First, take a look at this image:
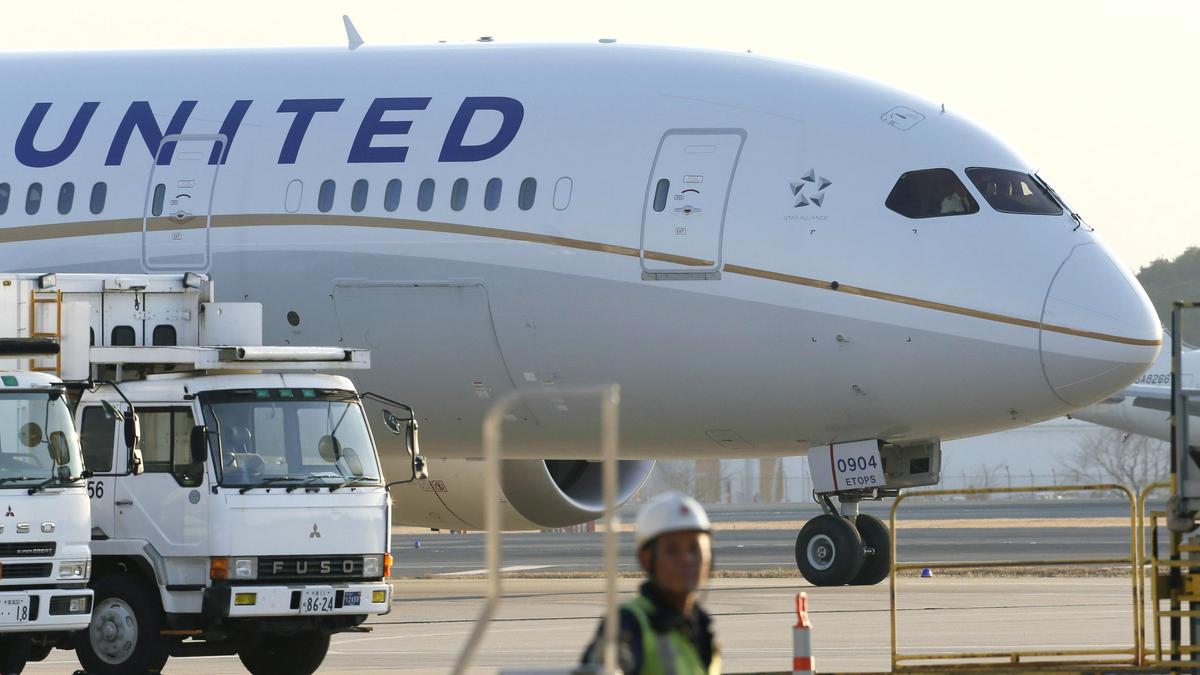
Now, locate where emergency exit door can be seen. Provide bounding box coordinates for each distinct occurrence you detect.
[640,129,745,280]
[142,133,225,272]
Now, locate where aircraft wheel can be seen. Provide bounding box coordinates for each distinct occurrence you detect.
[795,514,864,586]
[850,513,892,585]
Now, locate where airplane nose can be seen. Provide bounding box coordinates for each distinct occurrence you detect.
[1040,242,1162,407]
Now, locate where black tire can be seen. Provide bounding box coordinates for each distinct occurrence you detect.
[850,513,892,586]
[26,639,52,662]
[795,514,865,586]
[238,632,331,675]
[75,574,170,675]
[0,635,30,675]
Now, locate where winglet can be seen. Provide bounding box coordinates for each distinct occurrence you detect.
[343,15,364,50]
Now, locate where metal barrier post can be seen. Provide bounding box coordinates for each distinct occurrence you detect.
[451,385,621,675]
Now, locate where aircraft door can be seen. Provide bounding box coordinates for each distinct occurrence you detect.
[640,129,745,280]
[142,133,225,272]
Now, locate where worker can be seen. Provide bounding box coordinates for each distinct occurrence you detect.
[581,491,721,674]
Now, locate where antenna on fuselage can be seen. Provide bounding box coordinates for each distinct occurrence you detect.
[343,15,365,50]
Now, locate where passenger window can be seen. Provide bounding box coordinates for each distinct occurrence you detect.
[518,177,537,211]
[57,182,74,215]
[151,183,165,217]
[965,167,1063,215]
[451,178,468,211]
[652,178,670,212]
[139,407,201,486]
[318,179,336,213]
[26,183,42,216]
[484,178,502,211]
[79,406,116,473]
[384,179,402,212]
[418,179,435,212]
[0,183,8,215]
[885,169,979,219]
[351,179,369,213]
[89,182,106,215]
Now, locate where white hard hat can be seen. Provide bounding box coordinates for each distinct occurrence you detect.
[634,491,712,550]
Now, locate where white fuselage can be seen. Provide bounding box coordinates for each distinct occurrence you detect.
[1072,343,1200,444]
[0,43,1161,473]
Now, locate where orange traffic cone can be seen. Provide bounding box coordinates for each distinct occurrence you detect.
[793,592,814,675]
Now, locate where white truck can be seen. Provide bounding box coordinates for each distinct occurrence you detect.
[0,273,426,675]
[0,340,93,674]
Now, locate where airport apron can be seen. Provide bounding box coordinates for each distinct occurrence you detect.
[623,596,720,675]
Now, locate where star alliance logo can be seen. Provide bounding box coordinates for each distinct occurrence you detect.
[790,169,832,208]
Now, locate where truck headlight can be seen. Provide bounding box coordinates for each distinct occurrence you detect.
[232,557,257,580]
[363,555,383,578]
[59,560,90,580]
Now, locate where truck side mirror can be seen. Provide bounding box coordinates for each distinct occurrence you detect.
[190,426,209,464]
[125,412,143,476]
[381,409,404,435]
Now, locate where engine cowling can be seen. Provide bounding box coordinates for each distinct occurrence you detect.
[391,458,655,530]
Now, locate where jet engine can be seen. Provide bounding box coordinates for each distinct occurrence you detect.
[390,458,655,530]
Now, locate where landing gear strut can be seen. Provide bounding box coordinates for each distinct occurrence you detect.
[795,492,892,586]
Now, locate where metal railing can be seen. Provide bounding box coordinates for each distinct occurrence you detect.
[889,483,1140,671]
[451,385,622,675]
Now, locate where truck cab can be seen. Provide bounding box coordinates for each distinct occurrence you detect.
[0,370,93,672]
[77,372,396,674]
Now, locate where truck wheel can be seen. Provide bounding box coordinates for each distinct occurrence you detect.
[28,639,53,662]
[75,574,170,675]
[0,635,30,675]
[238,632,331,675]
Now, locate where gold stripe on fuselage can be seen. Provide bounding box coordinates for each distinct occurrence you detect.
[0,214,1162,348]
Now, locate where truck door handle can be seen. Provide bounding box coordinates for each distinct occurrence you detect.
[115,499,133,506]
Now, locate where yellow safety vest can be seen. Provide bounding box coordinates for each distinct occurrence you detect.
[623,595,721,675]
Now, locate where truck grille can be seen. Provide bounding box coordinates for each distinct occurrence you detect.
[257,556,365,582]
[0,563,53,579]
[0,542,56,557]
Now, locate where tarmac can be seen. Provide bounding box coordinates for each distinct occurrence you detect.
[26,577,1142,673]
[24,500,1151,673]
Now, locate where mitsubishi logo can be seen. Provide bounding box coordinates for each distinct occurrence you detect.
[790,169,833,208]
[4,506,12,517]
[309,523,321,539]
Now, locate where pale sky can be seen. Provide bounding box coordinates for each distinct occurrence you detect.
[3,0,1197,272]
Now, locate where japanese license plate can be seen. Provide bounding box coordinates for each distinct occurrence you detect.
[299,588,336,614]
[0,596,31,625]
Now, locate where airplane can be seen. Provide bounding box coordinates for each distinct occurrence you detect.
[1070,333,1200,444]
[0,38,1162,585]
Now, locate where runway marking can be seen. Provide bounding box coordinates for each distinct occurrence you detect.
[435,564,557,576]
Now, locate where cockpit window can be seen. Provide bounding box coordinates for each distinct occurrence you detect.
[885,169,979,219]
[965,168,1062,216]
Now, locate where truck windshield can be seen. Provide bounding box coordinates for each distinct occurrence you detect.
[0,391,84,487]
[199,388,383,489]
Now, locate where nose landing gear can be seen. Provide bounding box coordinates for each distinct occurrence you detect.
[798,438,941,586]
[795,493,892,586]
